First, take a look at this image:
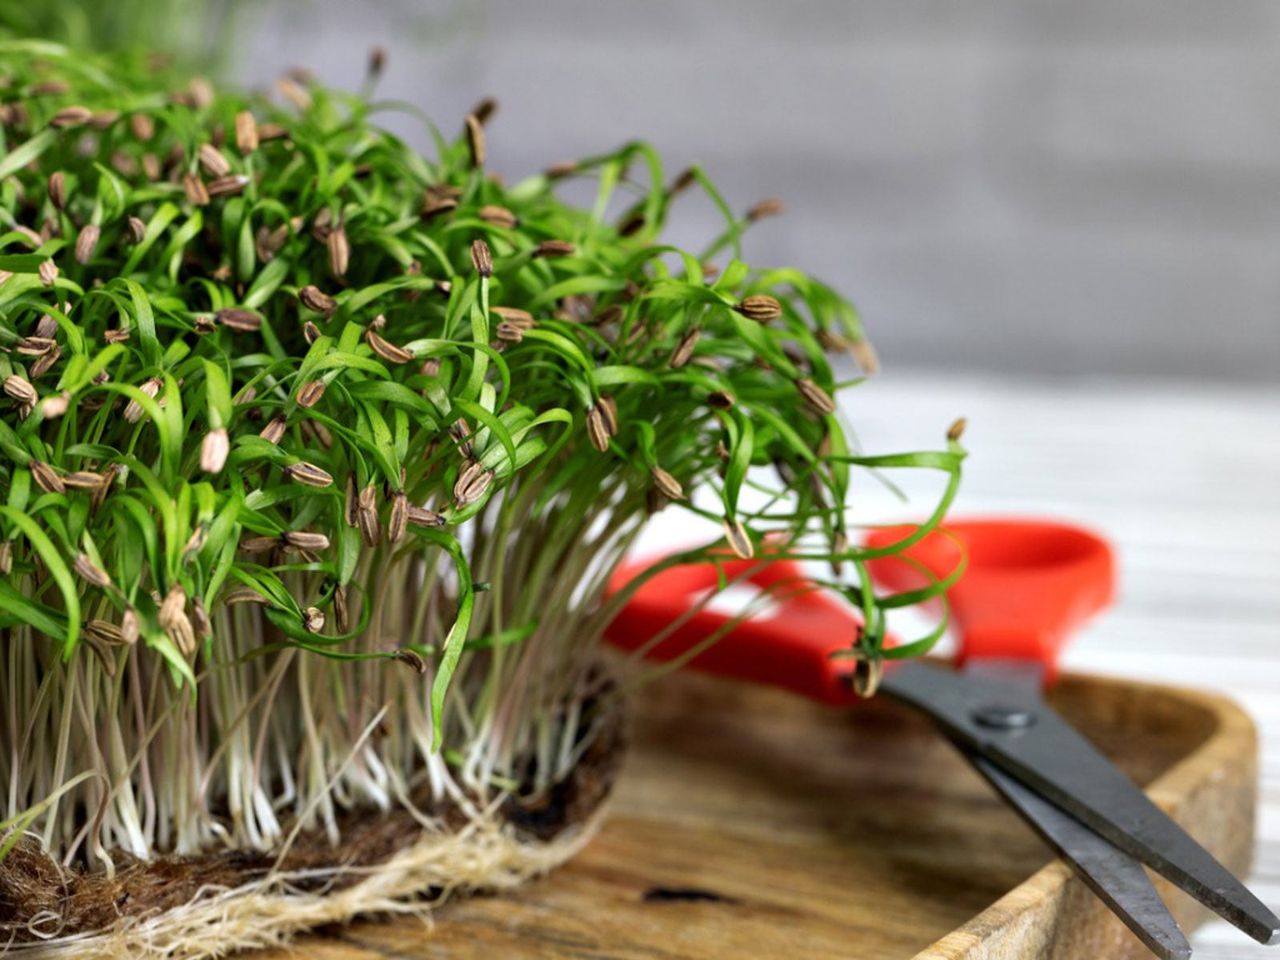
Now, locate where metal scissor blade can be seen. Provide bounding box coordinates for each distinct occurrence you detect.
[881,662,1280,946]
[971,754,1191,960]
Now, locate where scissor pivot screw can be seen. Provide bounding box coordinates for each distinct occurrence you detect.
[972,705,1037,730]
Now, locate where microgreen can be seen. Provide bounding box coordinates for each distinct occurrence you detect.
[0,40,963,868]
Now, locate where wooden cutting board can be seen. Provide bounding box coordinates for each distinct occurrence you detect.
[260,668,1258,960]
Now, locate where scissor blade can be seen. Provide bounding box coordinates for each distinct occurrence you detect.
[881,662,1280,946]
[971,754,1191,960]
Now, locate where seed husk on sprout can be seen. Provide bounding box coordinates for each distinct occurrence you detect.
[74,224,100,263]
[357,482,380,546]
[585,405,610,453]
[668,329,700,368]
[422,196,458,220]
[73,553,112,589]
[851,338,880,376]
[388,491,408,544]
[650,466,684,500]
[257,120,287,141]
[63,470,106,490]
[494,321,523,344]
[201,428,230,473]
[119,606,141,645]
[535,239,574,258]
[90,465,119,512]
[464,113,486,167]
[453,461,493,507]
[257,222,288,261]
[478,205,518,228]
[216,307,262,331]
[313,209,335,242]
[368,46,388,81]
[224,587,269,606]
[746,198,784,221]
[40,392,70,418]
[4,375,36,405]
[206,175,248,197]
[235,110,258,153]
[367,327,414,363]
[130,112,154,140]
[598,396,618,436]
[198,143,231,177]
[344,474,359,527]
[30,460,64,494]
[394,648,428,673]
[30,346,62,378]
[470,238,493,277]
[734,295,783,323]
[277,76,311,111]
[797,377,837,416]
[257,415,286,444]
[283,530,331,551]
[159,583,196,657]
[407,505,447,528]
[851,651,884,698]
[18,336,56,356]
[491,305,534,327]
[34,314,59,338]
[48,171,66,209]
[327,226,350,278]
[333,585,350,631]
[240,536,278,554]
[50,105,92,127]
[182,172,210,205]
[723,516,754,559]
[297,379,326,408]
[544,159,578,178]
[298,284,337,314]
[84,619,126,647]
[285,461,334,488]
[670,167,698,194]
[192,599,213,640]
[123,377,161,422]
[471,97,498,125]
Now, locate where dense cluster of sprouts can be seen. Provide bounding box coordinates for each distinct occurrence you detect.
[0,39,963,874]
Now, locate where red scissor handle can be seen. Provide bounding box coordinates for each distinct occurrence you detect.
[863,519,1115,684]
[606,519,1116,701]
[605,555,860,706]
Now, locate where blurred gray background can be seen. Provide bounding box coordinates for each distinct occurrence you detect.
[236,0,1280,381]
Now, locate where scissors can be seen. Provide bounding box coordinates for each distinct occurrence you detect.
[605,518,1279,960]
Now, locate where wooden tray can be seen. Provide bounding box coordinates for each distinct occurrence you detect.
[262,668,1259,960]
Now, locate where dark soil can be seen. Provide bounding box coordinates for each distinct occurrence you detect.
[0,692,625,943]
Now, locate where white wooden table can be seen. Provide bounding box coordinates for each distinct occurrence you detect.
[638,370,1280,958]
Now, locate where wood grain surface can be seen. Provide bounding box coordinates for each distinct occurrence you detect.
[256,666,1257,960]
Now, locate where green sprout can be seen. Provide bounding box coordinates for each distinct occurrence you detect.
[0,38,964,872]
